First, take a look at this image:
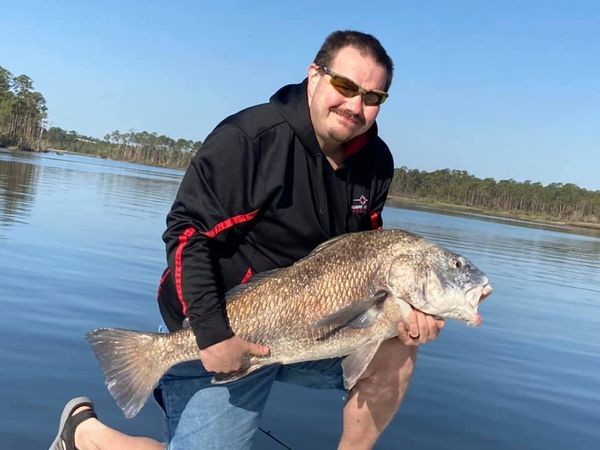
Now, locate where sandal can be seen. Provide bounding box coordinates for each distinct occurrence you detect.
[48,396,98,450]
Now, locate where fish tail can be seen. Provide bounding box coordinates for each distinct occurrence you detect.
[86,328,170,418]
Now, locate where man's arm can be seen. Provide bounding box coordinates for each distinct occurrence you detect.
[163,124,270,370]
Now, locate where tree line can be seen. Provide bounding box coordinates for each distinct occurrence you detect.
[390,167,600,224]
[46,127,198,169]
[0,66,47,150]
[0,65,197,168]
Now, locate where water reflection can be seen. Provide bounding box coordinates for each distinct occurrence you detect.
[0,151,39,232]
[0,148,182,236]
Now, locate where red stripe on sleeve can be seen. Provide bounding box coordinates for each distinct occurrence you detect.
[157,267,171,297]
[173,210,259,316]
[200,209,260,239]
[175,227,196,315]
[370,211,381,230]
[240,267,254,284]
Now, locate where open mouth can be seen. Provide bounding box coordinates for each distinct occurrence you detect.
[468,313,483,327]
[464,283,493,326]
[466,283,493,304]
[479,283,493,303]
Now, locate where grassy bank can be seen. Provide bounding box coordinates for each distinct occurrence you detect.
[387,195,600,232]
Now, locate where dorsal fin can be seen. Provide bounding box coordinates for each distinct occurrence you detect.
[309,233,352,256]
[225,267,285,301]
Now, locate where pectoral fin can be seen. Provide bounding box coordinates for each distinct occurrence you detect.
[313,291,388,329]
[342,339,383,390]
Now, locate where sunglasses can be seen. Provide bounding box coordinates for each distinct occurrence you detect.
[317,66,388,106]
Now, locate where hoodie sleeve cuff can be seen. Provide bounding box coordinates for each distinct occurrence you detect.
[189,312,235,350]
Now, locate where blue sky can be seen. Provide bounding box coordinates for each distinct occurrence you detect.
[2,0,599,191]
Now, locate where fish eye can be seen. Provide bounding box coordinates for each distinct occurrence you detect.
[450,258,462,269]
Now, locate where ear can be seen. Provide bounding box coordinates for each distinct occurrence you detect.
[306,63,321,100]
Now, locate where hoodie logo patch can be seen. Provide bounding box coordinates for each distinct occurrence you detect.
[351,195,369,215]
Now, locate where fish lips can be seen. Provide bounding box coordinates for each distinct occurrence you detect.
[464,283,493,326]
[480,283,493,302]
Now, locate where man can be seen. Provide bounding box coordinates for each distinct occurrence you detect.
[49,30,443,450]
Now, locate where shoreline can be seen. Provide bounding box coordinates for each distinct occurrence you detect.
[2,146,598,233]
[1,146,186,170]
[387,196,600,233]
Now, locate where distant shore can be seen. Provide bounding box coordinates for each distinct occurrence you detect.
[387,196,600,233]
[2,146,598,234]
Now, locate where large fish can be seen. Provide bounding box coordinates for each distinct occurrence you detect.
[87,229,492,418]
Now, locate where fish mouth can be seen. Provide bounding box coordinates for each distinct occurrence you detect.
[464,283,493,326]
[467,313,483,327]
[466,282,493,304]
[479,283,493,303]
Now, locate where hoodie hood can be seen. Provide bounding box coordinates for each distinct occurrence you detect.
[269,79,322,156]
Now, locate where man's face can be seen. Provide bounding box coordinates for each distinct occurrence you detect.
[307,46,388,149]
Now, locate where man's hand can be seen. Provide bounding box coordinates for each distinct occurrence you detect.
[199,336,270,373]
[397,309,444,346]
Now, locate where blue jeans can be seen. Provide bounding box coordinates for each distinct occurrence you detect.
[154,358,345,449]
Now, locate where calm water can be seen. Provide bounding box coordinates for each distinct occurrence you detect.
[1,149,599,449]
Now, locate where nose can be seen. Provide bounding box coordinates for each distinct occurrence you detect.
[345,94,364,115]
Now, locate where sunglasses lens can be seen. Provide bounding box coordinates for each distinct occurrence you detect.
[363,92,381,106]
[330,76,359,98]
[363,92,385,106]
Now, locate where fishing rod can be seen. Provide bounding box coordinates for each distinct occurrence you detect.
[259,426,293,449]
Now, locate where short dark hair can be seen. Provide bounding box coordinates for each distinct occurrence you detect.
[313,30,394,91]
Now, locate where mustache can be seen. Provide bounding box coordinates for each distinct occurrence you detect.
[331,107,366,126]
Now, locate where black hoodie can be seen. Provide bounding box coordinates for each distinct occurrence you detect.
[158,80,394,350]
